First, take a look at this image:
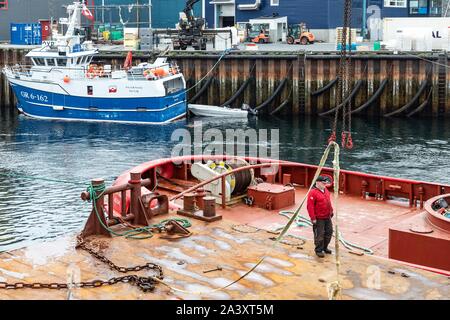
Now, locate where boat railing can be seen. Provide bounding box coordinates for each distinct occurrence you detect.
[129,63,181,81]
[7,63,181,81]
[147,157,450,210]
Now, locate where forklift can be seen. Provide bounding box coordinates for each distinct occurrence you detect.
[245,23,270,43]
[173,0,207,50]
[287,23,315,45]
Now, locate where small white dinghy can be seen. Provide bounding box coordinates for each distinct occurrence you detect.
[188,104,250,118]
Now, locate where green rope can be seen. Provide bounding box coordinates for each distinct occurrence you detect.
[86,182,191,240]
[0,172,88,186]
[278,211,374,255]
[158,218,192,229]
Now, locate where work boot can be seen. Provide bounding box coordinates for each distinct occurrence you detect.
[324,248,332,254]
[316,251,325,258]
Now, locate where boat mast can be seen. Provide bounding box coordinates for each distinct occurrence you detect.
[65,1,83,38]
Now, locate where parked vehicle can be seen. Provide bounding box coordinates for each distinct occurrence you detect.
[287,23,315,45]
[246,23,270,43]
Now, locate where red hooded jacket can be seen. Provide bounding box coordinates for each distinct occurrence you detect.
[307,187,333,221]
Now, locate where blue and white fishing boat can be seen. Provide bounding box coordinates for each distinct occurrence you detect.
[2,2,186,124]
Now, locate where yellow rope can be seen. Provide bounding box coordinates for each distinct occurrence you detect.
[329,142,342,300]
[151,142,342,297]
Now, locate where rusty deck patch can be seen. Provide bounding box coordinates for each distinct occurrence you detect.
[0,215,448,300]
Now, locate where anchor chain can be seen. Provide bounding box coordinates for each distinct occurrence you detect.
[0,236,164,293]
[0,275,158,292]
[75,235,164,277]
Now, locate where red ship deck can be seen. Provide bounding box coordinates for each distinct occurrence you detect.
[1,156,449,300]
[204,188,419,257]
[0,211,449,300]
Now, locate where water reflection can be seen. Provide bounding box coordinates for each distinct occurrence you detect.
[0,109,449,251]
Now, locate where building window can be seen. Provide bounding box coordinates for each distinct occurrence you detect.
[0,0,8,10]
[409,0,429,14]
[429,0,442,16]
[271,0,280,6]
[384,0,407,7]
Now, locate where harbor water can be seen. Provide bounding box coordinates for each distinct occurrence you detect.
[0,107,449,252]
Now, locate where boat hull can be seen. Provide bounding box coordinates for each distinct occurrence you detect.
[9,82,187,124]
[188,104,249,118]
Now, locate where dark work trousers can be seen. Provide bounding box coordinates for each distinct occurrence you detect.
[313,218,333,253]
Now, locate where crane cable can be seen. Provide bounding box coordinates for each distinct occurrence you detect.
[329,0,354,150]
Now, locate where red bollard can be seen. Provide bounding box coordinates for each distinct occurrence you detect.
[81,178,111,238]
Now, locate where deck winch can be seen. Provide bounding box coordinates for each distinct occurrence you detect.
[190,159,254,204]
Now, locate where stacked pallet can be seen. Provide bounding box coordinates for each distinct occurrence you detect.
[124,28,140,50]
[335,27,357,49]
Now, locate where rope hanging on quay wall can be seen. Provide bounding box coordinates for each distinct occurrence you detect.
[219,62,256,108]
[188,76,215,104]
[253,62,294,113]
[311,77,339,97]
[383,65,431,117]
[184,48,230,94]
[319,78,364,117]
[350,78,388,115]
[383,78,429,117]
[348,62,392,115]
[270,82,293,116]
[407,88,433,117]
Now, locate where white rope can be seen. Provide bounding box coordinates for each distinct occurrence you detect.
[184,49,230,94]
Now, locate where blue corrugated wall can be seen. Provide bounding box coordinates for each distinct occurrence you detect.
[152,0,202,28]
[235,0,330,28]
[96,0,201,28]
[205,0,409,29]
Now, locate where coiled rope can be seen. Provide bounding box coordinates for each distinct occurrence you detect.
[278,211,374,255]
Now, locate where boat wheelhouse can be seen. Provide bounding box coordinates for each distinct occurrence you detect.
[2,2,187,124]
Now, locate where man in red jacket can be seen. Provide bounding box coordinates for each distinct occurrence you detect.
[307,175,334,258]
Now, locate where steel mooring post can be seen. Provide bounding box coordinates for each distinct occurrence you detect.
[129,172,148,226]
[81,178,111,238]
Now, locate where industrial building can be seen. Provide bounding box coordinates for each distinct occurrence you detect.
[0,0,200,41]
[0,0,448,41]
[204,0,449,41]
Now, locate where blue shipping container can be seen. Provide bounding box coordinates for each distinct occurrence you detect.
[10,23,42,45]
